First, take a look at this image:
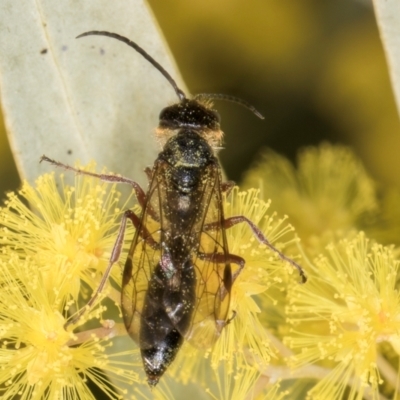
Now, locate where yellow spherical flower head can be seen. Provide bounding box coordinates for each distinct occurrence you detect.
[242,144,377,252]
[285,232,400,399]
[0,252,140,400]
[0,167,305,396]
[0,164,135,303]
[364,186,400,248]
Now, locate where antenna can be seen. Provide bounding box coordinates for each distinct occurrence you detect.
[194,93,265,119]
[77,31,264,119]
[76,30,186,102]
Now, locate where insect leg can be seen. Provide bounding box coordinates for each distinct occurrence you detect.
[221,181,235,196]
[65,209,158,328]
[40,155,161,222]
[197,251,245,283]
[197,251,244,301]
[41,155,148,204]
[205,216,307,283]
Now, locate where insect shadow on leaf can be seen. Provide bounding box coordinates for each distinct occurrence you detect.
[41,30,307,387]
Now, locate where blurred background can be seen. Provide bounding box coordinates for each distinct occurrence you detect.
[1,0,400,203]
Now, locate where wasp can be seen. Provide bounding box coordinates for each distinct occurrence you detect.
[42,30,306,386]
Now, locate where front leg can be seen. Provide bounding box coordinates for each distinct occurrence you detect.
[40,155,161,222]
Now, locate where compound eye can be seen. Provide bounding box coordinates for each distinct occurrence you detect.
[159,106,171,121]
[159,105,182,129]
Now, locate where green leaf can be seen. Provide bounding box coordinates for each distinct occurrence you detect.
[0,0,186,186]
[373,0,400,124]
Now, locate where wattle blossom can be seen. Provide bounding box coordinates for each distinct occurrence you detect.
[0,167,302,399]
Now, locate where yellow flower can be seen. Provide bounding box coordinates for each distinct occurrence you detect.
[0,252,139,400]
[0,166,305,398]
[0,167,144,399]
[242,144,377,252]
[285,232,400,399]
[206,355,263,400]
[364,186,400,248]
[0,166,135,301]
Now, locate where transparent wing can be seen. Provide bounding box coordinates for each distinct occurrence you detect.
[183,163,233,348]
[121,161,163,346]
